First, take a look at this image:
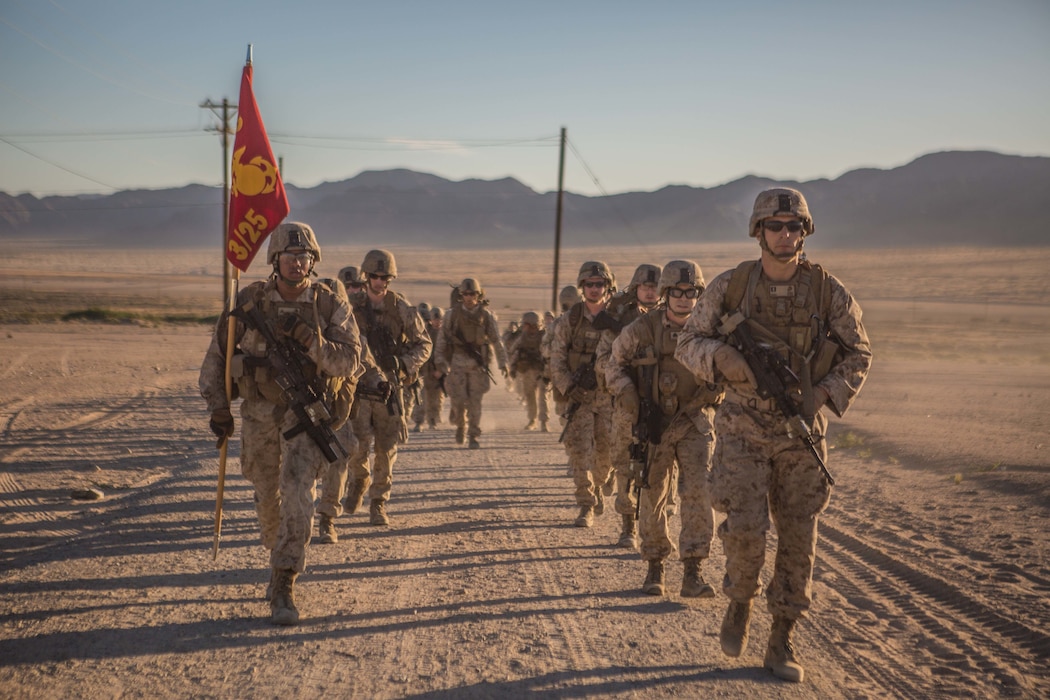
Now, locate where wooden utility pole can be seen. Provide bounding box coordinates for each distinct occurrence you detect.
[200,97,235,301]
[551,126,566,311]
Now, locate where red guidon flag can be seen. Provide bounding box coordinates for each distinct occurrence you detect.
[226,62,289,272]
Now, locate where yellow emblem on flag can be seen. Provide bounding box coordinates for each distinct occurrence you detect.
[231,144,280,198]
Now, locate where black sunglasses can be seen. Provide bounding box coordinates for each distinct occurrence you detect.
[763,220,804,234]
[667,287,700,299]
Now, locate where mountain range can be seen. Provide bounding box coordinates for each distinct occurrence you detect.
[1,150,1047,248]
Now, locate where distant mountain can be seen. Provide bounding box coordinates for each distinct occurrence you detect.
[2,151,1047,248]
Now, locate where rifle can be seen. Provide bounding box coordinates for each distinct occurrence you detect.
[718,311,835,485]
[629,351,662,518]
[454,327,496,385]
[558,358,598,443]
[233,301,349,463]
[361,302,409,441]
[590,309,623,333]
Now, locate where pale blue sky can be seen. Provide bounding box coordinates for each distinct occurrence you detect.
[1,0,1047,197]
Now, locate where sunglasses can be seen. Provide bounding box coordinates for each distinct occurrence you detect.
[763,220,804,234]
[368,273,393,281]
[279,251,315,265]
[581,281,607,290]
[667,287,700,299]
[460,290,478,297]
[347,282,364,289]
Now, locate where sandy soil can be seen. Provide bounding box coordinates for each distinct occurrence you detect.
[0,246,1048,699]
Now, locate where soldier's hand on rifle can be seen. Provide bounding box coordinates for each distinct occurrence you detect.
[280,314,316,349]
[209,407,234,448]
[569,385,594,404]
[618,385,640,419]
[713,343,757,387]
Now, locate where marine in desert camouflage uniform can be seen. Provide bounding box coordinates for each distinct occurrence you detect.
[550,261,617,528]
[199,222,362,626]
[508,311,551,431]
[434,278,508,449]
[675,188,872,683]
[594,263,662,548]
[341,249,431,527]
[412,305,446,431]
[608,260,723,597]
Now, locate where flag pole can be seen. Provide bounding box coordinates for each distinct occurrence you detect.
[213,44,253,559]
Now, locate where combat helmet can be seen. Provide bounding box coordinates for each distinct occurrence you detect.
[417,301,432,321]
[628,264,661,289]
[459,278,483,297]
[521,311,541,328]
[429,306,444,321]
[267,222,321,265]
[749,187,814,237]
[361,249,398,278]
[576,261,616,290]
[338,265,363,287]
[658,260,705,295]
[559,285,582,311]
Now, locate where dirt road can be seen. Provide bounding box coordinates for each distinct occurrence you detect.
[0,323,1048,699]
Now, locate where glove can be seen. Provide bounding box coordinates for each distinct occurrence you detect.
[501,366,510,379]
[713,344,757,387]
[618,385,640,419]
[209,407,234,447]
[569,386,594,404]
[280,314,316,349]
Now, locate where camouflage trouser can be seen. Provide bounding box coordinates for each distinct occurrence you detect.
[561,394,614,507]
[411,371,445,426]
[346,397,403,504]
[240,399,328,574]
[317,419,359,519]
[610,397,636,515]
[519,367,550,424]
[637,412,714,562]
[712,400,831,620]
[447,364,490,439]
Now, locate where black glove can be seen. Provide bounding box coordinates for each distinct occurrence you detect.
[210,407,234,447]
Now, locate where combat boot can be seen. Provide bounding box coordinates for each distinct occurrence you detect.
[455,426,465,444]
[593,494,605,516]
[539,421,549,433]
[765,616,804,682]
[412,422,422,433]
[317,514,338,544]
[370,500,390,526]
[642,559,665,596]
[469,437,480,449]
[270,568,299,626]
[343,478,370,515]
[428,420,437,429]
[720,599,752,657]
[525,420,537,430]
[617,513,638,549]
[574,505,594,528]
[680,557,715,598]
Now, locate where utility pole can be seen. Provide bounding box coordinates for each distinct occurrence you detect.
[551,126,566,311]
[200,97,236,300]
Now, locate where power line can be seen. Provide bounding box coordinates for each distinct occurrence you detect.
[566,137,652,253]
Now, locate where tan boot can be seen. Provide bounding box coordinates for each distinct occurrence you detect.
[270,568,299,626]
[642,559,665,596]
[617,513,638,549]
[765,616,804,682]
[574,505,594,528]
[317,514,338,544]
[680,557,715,598]
[593,494,605,516]
[343,478,370,515]
[370,500,390,526]
[720,599,752,657]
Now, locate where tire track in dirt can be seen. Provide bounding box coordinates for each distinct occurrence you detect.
[814,514,1042,697]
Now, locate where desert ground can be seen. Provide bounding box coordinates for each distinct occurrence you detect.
[0,244,1047,699]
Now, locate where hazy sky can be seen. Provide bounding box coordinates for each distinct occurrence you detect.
[1,0,1048,198]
